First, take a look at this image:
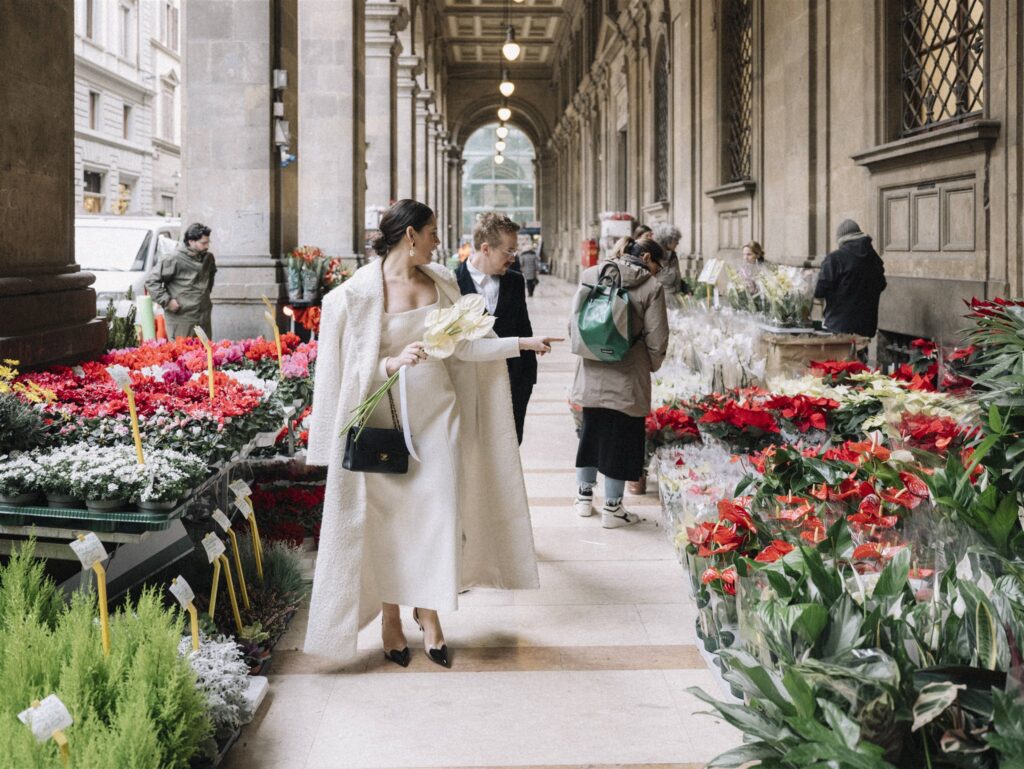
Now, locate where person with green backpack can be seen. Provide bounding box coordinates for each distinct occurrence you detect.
[569,237,669,528]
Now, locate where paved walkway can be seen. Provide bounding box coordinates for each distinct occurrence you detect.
[225,276,739,769]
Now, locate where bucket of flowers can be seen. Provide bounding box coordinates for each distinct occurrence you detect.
[286,245,324,302]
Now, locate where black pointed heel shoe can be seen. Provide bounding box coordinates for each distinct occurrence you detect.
[382,613,410,668]
[384,646,411,668]
[413,609,452,668]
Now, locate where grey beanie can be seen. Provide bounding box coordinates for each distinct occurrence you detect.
[836,219,861,241]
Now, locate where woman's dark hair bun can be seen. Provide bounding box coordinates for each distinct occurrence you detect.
[371,230,389,257]
[374,199,435,258]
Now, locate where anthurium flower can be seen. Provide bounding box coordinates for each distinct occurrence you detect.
[852,542,906,561]
[898,470,930,499]
[755,539,795,563]
[879,486,922,510]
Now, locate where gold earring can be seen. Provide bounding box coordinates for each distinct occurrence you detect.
[409,242,416,258]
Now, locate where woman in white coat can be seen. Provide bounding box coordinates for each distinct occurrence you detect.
[305,200,556,668]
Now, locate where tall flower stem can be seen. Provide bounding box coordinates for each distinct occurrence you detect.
[342,372,400,441]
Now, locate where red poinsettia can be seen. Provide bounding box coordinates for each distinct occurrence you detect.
[697,399,780,451]
[809,359,871,384]
[755,539,795,563]
[764,394,840,433]
[645,406,701,447]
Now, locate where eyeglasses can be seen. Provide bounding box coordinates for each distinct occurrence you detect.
[502,248,520,260]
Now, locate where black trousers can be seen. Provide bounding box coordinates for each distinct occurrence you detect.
[526,278,538,296]
[511,381,533,445]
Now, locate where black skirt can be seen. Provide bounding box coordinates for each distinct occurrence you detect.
[575,407,646,481]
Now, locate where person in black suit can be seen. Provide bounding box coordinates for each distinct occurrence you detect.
[455,213,540,444]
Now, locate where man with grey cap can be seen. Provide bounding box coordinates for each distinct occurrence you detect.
[814,219,887,342]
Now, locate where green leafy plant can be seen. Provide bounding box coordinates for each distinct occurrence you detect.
[0,394,47,453]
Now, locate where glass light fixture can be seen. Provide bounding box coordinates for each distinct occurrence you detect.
[495,140,507,152]
[502,26,521,61]
[494,154,505,165]
[496,124,510,139]
[499,69,515,97]
[497,105,512,122]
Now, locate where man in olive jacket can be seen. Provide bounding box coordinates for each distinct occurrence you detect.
[145,223,217,339]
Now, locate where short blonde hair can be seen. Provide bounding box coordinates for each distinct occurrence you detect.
[473,212,520,251]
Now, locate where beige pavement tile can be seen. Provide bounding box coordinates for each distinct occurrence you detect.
[303,670,695,769]
[224,674,335,767]
[514,560,689,606]
[661,669,744,762]
[636,603,699,647]
[531,523,673,563]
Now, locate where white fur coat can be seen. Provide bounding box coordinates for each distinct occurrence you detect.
[303,259,539,663]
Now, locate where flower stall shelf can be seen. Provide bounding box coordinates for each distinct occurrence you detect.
[757,326,865,381]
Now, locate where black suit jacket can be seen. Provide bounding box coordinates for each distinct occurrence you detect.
[454,262,538,389]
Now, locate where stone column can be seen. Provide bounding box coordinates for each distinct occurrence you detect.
[298,0,366,260]
[364,1,407,211]
[184,0,280,340]
[447,149,462,251]
[0,0,106,366]
[426,113,439,210]
[414,90,433,203]
[395,55,422,200]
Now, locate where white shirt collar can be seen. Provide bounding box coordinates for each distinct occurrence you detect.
[466,257,490,286]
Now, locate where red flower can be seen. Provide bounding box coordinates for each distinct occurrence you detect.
[879,486,923,510]
[718,498,755,531]
[755,539,795,563]
[701,566,738,595]
[800,516,827,544]
[845,440,891,463]
[765,394,840,433]
[852,542,906,561]
[898,470,929,499]
[910,338,938,358]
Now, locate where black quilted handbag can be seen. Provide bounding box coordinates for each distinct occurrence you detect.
[342,389,409,474]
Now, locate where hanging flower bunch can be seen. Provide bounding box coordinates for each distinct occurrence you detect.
[322,257,351,294]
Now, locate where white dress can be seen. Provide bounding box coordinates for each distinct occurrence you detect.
[361,291,463,611]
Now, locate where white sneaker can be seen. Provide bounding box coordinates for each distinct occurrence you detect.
[573,491,595,517]
[601,502,642,529]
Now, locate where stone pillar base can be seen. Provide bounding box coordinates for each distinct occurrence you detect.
[0,273,107,368]
[210,258,284,341]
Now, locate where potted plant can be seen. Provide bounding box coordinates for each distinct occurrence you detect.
[35,444,91,508]
[69,446,141,511]
[0,453,41,506]
[134,447,208,512]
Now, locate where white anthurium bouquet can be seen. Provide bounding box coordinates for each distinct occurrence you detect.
[343,293,497,439]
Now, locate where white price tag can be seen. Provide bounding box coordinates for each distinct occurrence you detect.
[212,509,232,532]
[168,576,195,608]
[201,532,226,563]
[228,479,253,498]
[233,495,253,520]
[105,365,131,388]
[69,533,107,570]
[18,695,73,743]
[194,326,210,346]
[696,258,724,285]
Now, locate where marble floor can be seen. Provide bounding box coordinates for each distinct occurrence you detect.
[224,275,741,769]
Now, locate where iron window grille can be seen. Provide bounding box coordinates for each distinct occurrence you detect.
[900,0,985,136]
[722,0,753,183]
[654,41,670,201]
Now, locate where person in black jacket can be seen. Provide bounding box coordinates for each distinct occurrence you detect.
[455,213,539,444]
[815,219,887,341]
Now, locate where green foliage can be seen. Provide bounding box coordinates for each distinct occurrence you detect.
[0,542,210,768]
[102,290,138,352]
[0,394,47,453]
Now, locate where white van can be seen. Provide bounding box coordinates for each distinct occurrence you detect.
[76,215,181,314]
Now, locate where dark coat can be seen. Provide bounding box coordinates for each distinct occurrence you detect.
[814,237,887,337]
[454,262,538,389]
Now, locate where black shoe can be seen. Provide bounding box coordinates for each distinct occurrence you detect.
[384,647,411,667]
[413,608,452,668]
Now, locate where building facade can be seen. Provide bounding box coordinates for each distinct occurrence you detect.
[542,0,1023,346]
[73,0,182,217]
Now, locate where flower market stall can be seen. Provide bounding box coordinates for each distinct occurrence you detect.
[648,297,1024,767]
[0,331,321,767]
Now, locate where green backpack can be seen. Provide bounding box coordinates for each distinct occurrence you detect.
[571,262,633,362]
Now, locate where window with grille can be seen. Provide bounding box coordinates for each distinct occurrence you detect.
[900,0,984,135]
[654,40,670,202]
[721,0,753,183]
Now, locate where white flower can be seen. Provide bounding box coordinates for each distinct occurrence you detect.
[423,328,456,359]
[424,305,460,332]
